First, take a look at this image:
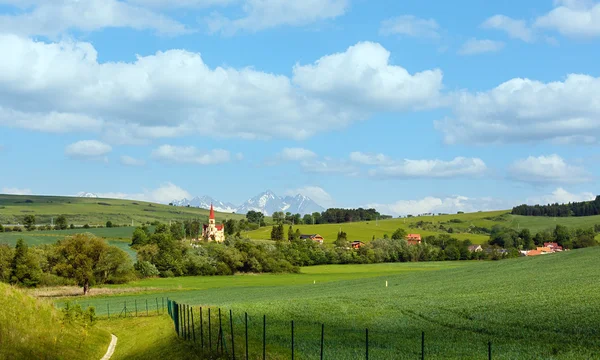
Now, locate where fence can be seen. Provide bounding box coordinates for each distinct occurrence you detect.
[59,297,167,319]
[166,300,495,360]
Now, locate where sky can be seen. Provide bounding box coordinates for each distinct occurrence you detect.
[0,0,599,216]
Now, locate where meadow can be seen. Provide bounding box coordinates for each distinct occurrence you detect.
[61,248,600,359]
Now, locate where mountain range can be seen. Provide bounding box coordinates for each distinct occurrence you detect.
[171,190,325,216]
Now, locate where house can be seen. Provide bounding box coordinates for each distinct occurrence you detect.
[299,234,324,244]
[351,241,364,249]
[201,204,225,242]
[467,245,483,252]
[537,246,553,254]
[406,234,422,245]
[544,242,563,252]
[526,249,542,256]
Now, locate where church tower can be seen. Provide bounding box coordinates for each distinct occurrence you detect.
[209,203,215,225]
[201,203,225,242]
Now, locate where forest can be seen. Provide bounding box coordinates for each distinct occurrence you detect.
[511,196,600,217]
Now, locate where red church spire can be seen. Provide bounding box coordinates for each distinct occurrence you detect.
[209,203,215,220]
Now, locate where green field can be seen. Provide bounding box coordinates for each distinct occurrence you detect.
[59,248,600,359]
[0,194,244,225]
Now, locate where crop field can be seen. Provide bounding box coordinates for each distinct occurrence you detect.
[60,248,600,359]
[0,194,244,225]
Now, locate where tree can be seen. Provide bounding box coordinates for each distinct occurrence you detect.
[292,213,302,225]
[0,224,3,232]
[519,229,534,250]
[270,224,284,241]
[55,215,68,230]
[553,224,572,248]
[0,244,13,282]
[246,211,265,226]
[106,220,113,228]
[69,224,75,229]
[303,214,313,225]
[131,227,149,247]
[169,222,185,240]
[23,215,36,231]
[224,219,237,236]
[287,226,294,241]
[10,239,41,287]
[391,228,407,240]
[272,212,285,224]
[53,234,126,294]
[334,231,348,248]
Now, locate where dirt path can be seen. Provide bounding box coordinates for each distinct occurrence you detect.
[100,334,118,360]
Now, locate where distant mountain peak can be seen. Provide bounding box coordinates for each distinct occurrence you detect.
[171,190,324,215]
[77,192,98,198]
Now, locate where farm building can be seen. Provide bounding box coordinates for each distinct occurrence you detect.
[201,204,225,242]
[468,245,483,252]
[299,234,324,244]
[544,242,563,252]
[406,234,422,245]
[351,241,364,249]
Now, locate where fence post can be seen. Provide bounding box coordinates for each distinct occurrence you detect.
[230,309,235,360]
[146,299,149,317]
[291,320,294,360]
[219,308,224,354]
[188,306,192,341]
[200,307,204,349]
[263,315,266,360]
[156,298,159,316]
[192,307,196,343]
[421,331,425,360]
[488,341,492,360]
[107,303,110,319]
[162,297,165,314]
[209,308,212,350]
[124,301,127,318]
[365,328,368,360]
[320,324,324,360]
[175,302,179,337]
[135,299,138,317]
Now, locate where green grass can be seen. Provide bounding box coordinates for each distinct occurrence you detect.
[57,248,600,359]
[0,194,244,225]
[0,282,110,360]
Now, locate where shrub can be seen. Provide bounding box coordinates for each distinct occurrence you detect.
[134,261,160,278]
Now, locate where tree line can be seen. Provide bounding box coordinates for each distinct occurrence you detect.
[511,196,600,217]
[487,224,598,251]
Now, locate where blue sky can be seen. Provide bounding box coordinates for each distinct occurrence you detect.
[0,0,599,215]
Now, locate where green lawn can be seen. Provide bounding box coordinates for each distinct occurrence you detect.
[57,248,600,359]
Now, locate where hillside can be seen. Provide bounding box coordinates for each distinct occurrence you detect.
[0,194,245,225]
[246,210,600,244]
[0,282,110,359]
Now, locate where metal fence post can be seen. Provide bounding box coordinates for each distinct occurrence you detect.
[135,299,138,317]
[263,315,266,360]
[192,307,196,342]
[200,307,204,349]
[421,331,425,360]
[146,299,149,316]
[230,309,235,360]
[219,308,223,354]
[107,303,110,319]
[209,308,212,350]
[488,341,492,360]
[320,324,324,360]
[291,320,294,360]
[365,328,369,360]
[245,312,248,360]
[156,298,159,315]
[162,297,165,314]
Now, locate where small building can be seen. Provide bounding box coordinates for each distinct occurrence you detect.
[351,241,364,249]
[526,249,542,256]
[406,234,422,245]
[544,242,563,252]
[299,234,324,244]
[201,204,225,242]
[467,245,483,252]
[537,246,553,254]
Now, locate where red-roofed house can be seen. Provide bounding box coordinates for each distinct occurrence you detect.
[544,242,563,252]
[406,234,422,245]
[202,204,225,242]
[299,234,324,244]
[351,241,364,249]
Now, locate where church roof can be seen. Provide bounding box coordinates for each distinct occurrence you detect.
[209,203,215,220]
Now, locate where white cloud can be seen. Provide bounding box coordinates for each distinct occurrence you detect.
[300,158,358,176]
[65,140,112,160]
[285,186,335,208]
[368,157,487,178]
[379,15,440,39]
[207,0,348,35]
[481,15,534,42]
[509,154,591,184]
[152,145,231,165]
[1,187,33,195]
[120,155,146,167]
[292,42,444,112]
[278,147,317,161]
[436,74,600,144]
[95,182,191,204]
[458,38,505,55]
[0,36,441,142]
[126,0,234,8]
[0,0,189,37]
[534,1,600,37]
[349,152,390,165]
[525,187,595,205]
[368,195,509,217]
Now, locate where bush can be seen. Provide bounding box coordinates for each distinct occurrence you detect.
[83,224,90,229]
[134,261,160,278]
[106,221,113,228]
[0,224,3,232]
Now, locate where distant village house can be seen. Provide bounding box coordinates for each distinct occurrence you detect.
[406,234,422,245]
[351,241,364,249]
[468,245,483,252]
[299,234,324,244]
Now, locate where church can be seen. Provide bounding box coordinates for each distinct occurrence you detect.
[202,204,225,242]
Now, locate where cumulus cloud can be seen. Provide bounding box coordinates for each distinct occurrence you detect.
[436,74,600,144]
[509,154,591,184]
[0,36,442,142]
[368,195,509,217]
[525,187,595,205]
[1,187,33,195]
[379,15,440,39]
[300,158,359,176]
[65,140,112,160]
[152,145,231,165]
[206,0,348,35]
[0,0,189,37]
[293,42,444,112]
[278,148,317,161]
[481,15,534,42]
[349,152,390,165]
[127,0,234,8]
[285,186,335,208]
[94,182,191,203]
[458,38,505,55]
[534,0,600,37]
[120,155,146,167]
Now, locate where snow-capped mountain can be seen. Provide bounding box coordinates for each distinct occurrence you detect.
[171,190,324,216]
[77,192,98,198]
[172,196,237,213]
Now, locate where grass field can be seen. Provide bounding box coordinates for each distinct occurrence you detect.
[56,248,600,359]
[0,194,244,225]
[0,283,111,360]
